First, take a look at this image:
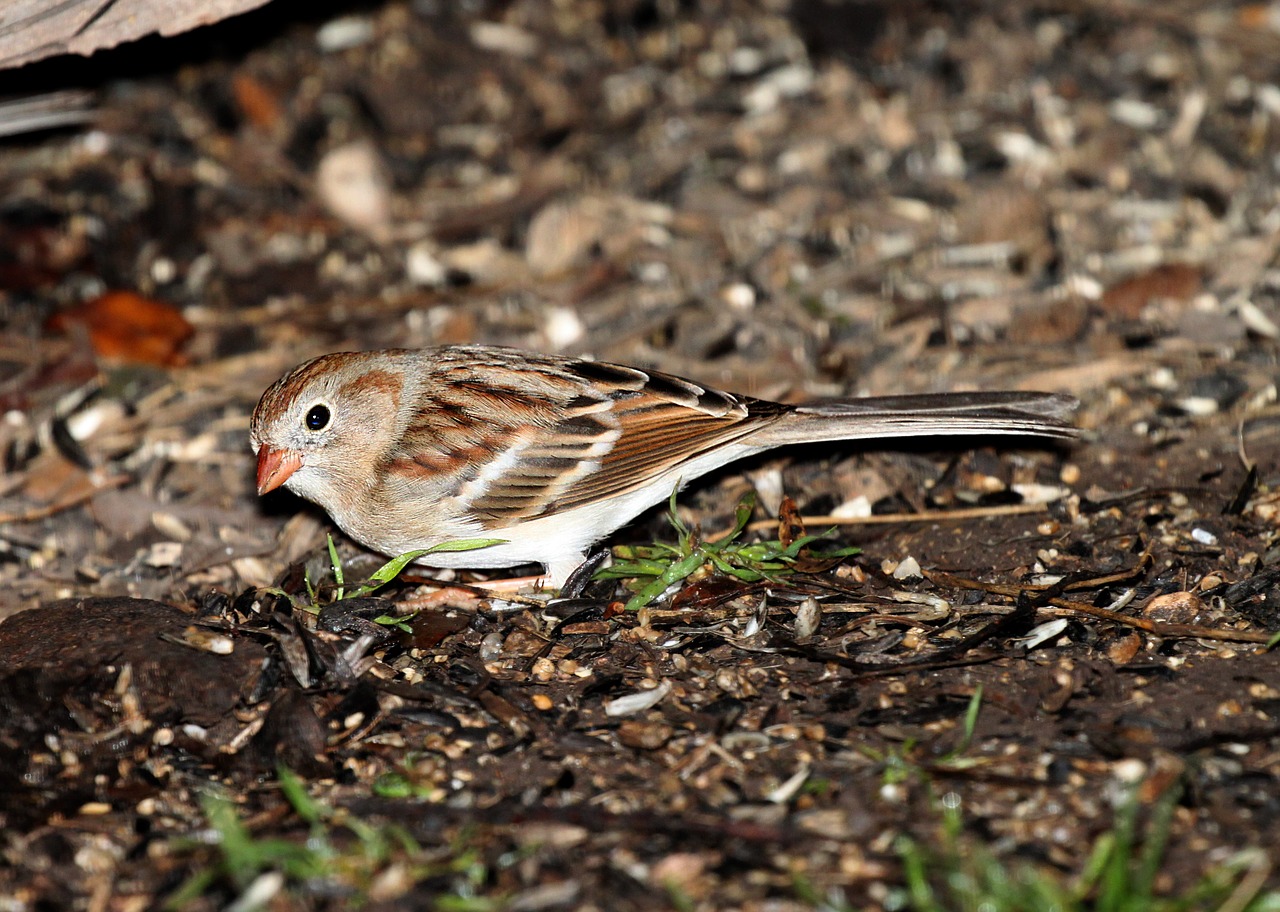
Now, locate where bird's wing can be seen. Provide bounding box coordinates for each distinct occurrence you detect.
[381,348,778,527]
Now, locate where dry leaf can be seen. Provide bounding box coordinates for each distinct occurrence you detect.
[47,291,193,366]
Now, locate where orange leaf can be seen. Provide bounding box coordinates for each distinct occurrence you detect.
[47,291,194,366]
[777,495,806,550]
[232,73,283,131]
[1099,263,1202,320]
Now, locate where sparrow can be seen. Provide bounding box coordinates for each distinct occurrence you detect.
[250,345,1078,586]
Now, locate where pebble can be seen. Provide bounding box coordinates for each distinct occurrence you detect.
[315,141,392,238]
[316,16,375,52]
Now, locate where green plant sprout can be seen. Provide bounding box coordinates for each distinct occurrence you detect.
[596,489,859,611]
[165,767,412,907]
[317,535,506,603]
[273,535,505,631]
[373,755,448,801]
[890,783,1280,912]
[166,767,501,910]
[859,686,987,788]
[791,754,1280,912]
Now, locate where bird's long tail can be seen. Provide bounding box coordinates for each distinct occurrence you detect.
[754,391,1079,446]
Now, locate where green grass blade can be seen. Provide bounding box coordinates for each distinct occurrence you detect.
[422,537,508,554]
[345,539,506,599]
[709,490,755,547]
[277,766,325,825]
[327,534,344,600]
[623,550,706,611]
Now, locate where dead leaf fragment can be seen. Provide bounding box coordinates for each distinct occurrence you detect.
[777,495,805,549]
[232,73,283,131]
[1141,591,1204,624]
[47,291,193,366]
[1007,296,1089,345]
[1100,263,1202,319]
[617,719,674,750]
[525,194,671,277]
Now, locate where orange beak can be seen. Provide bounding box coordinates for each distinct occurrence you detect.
[256,445,303,495]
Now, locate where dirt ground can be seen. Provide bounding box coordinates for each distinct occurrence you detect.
[4,0,1280,908]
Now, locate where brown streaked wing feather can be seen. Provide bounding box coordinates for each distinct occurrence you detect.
[547,390,781,514]
[459,392,772,525]
[382,349,785,527]
[547,362,774,513]
[378,361,568,498]
[461,405,621,522]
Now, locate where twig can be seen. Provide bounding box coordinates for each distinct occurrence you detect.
[0,473,129,523]
[742,500,1054,534]
[928,547,1154,596]
[1038,598,1275,644]
[930,553,1276,645]
[397,573,550,607]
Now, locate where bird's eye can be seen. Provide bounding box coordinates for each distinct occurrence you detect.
[305,404,331,431]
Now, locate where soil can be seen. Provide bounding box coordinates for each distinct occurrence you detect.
[4,0,1280,909]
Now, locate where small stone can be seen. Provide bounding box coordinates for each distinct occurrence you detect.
[315,141,392,238]
[470,21,539,57]
[406,242,447,287]
[1142,591,1204,624]
[316,16,374,52]
[1190,527,1218,546]
[892,556,922,580]
[720,282,756,310]
[605,679,673,716]
[144,541,183,568]
[542,306,585,348]
[617,719,673,750]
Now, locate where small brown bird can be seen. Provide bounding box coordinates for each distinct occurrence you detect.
[250,346,1077,586]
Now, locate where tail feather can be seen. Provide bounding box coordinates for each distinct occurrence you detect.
[756,392,1079,446]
